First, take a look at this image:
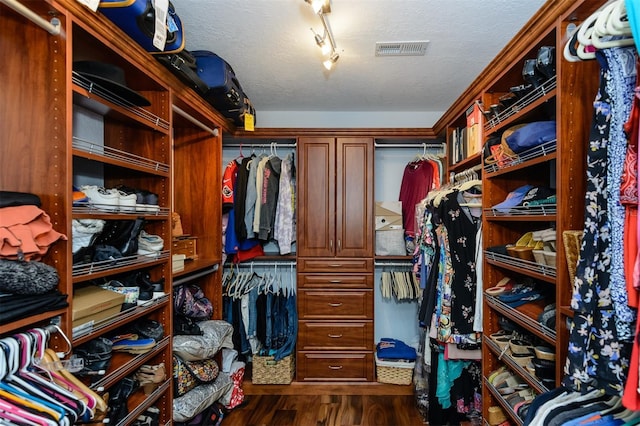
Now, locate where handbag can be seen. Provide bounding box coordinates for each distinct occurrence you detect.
[173,354,219,397]
[98,0,185,54]
[505,121,556,154]
[174,284,213,320]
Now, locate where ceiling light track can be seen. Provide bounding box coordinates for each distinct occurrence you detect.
[305,0,340,70]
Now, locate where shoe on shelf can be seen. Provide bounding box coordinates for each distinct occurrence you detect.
[73,186,89,205]
[138,230,164,252]
[116,185,159,212]
[134,363,166,395]
[80,185,120,211]
[111,334,156,354]
[114,189,137,212]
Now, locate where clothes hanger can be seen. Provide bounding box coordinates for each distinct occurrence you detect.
[0,338,79,425]
[592,1,634,48]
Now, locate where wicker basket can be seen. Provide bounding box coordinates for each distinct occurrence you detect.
[375,353,415,385]
[562,230,583,285]
[252,354,295,385]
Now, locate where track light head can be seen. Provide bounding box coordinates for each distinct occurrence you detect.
[323,51,339,70]
[305,0,330,14]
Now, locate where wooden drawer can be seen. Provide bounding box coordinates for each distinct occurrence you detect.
[298,258,373,273]
[298,321,373,350]
[172,237,198,259]
[298,289,373,319]
[297,352,374,381]
[297,273,373,289]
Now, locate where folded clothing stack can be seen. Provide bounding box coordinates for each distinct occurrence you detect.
[376,338,417,362]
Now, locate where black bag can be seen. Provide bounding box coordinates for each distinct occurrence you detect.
[98,0,185,54]
[156,49,209,94]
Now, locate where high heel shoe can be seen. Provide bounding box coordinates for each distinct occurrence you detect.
[134,363,166,395]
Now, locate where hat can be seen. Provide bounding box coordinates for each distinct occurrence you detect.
[492,184,533,212]
[73,61,151,107]
[519,186,555,207]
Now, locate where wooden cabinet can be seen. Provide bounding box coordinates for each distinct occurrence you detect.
[297,137,374,258]
[296,137,375,381]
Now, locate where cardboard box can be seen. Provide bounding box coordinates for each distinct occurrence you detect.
[375,201,403,231]
[72,286,125,328]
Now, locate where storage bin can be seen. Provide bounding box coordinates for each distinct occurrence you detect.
[252,354,295,384]
[375,353,414,385]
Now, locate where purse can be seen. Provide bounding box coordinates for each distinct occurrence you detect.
[174,284,213,320]
[172,354,219,397]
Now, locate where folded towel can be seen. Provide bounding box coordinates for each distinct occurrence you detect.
[376,338,417,361]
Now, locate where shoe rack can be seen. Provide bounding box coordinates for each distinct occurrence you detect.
[434,0,602,424]
[0,1,230,424]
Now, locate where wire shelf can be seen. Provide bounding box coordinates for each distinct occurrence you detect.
[72,72,169,131]
[484,204,557,218]
[72,250,170,277]
[484,250,556,278]
[484,75,557,131]
[483,139,557,174]
[73,137,169,174]
[485,294,556,341]
[72,203,170,216]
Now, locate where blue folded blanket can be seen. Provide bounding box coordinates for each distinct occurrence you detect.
[377,338,417,361]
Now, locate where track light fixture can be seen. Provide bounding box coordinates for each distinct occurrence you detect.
[304,0,340,70]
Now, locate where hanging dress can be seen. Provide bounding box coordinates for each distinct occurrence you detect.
[563,51,632,396]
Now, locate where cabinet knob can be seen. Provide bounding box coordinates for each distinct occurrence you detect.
[337,239,342,251]
[330,240,333,250]
[328,302,343,307]
[327,334,343,338]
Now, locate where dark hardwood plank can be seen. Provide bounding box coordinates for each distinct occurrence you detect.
[223,393,428,426]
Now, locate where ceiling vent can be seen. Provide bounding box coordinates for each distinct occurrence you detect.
[375,41,429,57]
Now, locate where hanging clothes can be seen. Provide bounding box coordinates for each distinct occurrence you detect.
[564,49,633,397]
[399,159,434,238]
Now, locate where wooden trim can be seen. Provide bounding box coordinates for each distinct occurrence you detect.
[243,381,414,396]
[233,127,438,139]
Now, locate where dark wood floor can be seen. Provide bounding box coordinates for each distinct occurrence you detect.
[223,392,428,426]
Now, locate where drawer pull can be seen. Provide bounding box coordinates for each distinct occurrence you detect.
[328,365,343,370]
[329,264,341,267]
[328,302,343,307]
[329,280,342,283]
[328,334,343,338]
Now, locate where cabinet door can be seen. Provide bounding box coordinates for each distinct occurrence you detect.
[298,137,336,257]
[336,138,374,258]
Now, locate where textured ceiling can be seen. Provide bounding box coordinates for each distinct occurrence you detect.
[176,0,546,117]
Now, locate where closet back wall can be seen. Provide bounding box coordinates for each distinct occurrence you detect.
[374,147,421,348]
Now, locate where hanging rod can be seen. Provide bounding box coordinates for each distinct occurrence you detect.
[374,261,414,267]
[374,142,445,149]
[226,261,298,268]
[172,264,219,287]
[172,105,219,137]
[453,163,483,180]
[1,0,61,35]
[223,142,297,148]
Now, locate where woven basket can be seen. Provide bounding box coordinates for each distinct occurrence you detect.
[562,230,583,285]
[375,353,414,385]
[252,354,294,385]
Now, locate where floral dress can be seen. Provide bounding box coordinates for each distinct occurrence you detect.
[564,50,632,396]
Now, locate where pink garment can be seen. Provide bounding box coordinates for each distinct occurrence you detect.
[0,205,67,260]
